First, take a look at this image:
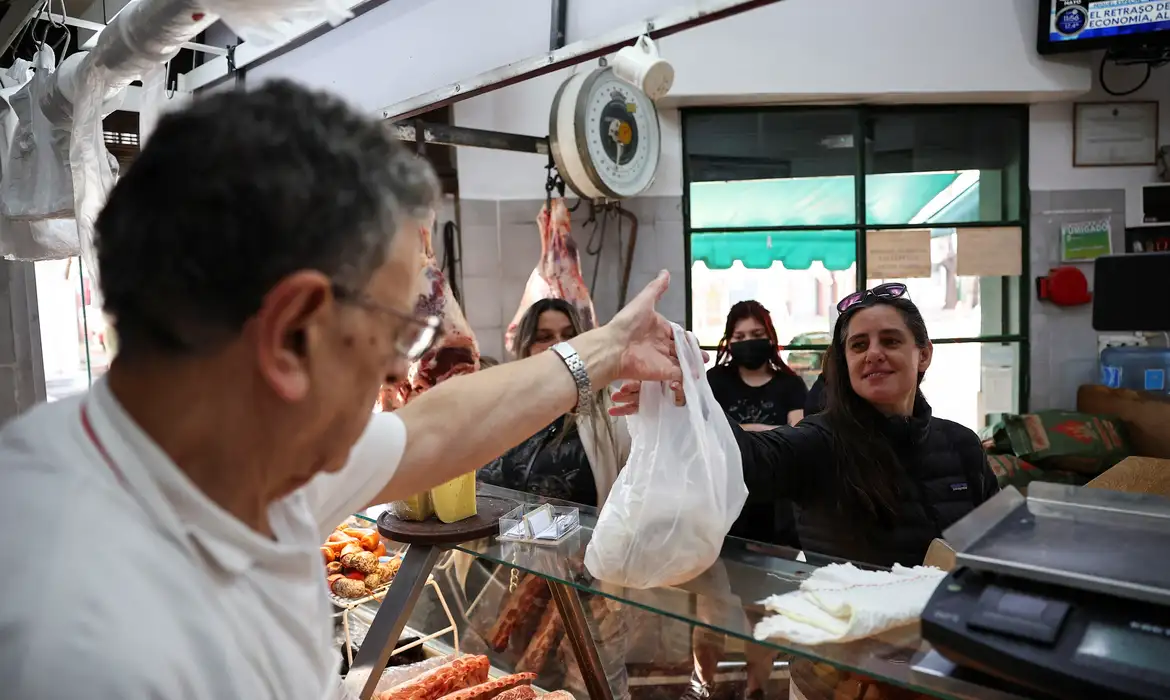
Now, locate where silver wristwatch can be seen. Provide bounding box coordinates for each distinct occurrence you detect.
[551,341,593,414]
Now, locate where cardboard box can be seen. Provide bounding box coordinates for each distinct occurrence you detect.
[1077,385,1170,459]
[1086,456,1170,499]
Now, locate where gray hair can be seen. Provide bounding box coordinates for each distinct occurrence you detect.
[95,79,440,358]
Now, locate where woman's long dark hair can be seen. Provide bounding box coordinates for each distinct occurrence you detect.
[714,300,796,375]
[512,298,582,359]
[512,298,619,460]
[822,296,930,521]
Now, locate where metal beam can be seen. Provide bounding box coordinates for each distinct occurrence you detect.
[377,0,786,122]
[0,0,46,58]
[391,121,548,155]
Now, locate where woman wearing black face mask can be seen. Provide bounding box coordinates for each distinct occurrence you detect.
[706,299,807,546]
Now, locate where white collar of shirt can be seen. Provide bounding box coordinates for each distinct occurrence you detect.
[85,377,306,577]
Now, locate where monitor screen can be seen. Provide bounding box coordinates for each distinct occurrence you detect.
[1039,0,1170,55]
[1093,252,1170,331]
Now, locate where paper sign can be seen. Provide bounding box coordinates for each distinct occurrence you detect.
[866,229,932,279]
[1061,219,1112,262]
[956,227,1023,277]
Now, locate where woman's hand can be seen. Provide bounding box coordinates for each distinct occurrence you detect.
[740,423,777,432]
[608,345,709,417]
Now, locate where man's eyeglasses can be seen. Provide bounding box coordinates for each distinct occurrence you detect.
[836,282,909,314]
[331,284,442,362]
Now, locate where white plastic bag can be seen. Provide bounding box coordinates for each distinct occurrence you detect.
[584,323,748,589]
[2,48,75,221]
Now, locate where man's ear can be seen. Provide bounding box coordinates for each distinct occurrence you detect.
[918,340,934,375]
[252,271,333,402]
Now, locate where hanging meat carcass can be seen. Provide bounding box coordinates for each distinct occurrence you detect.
[384,222,481,409]
[504,198,597,356]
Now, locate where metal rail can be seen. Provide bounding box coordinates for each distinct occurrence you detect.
[0,0,45,58]
[391,121,548,155]
[377,0,787,121]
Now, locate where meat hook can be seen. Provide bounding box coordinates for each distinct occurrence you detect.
[613,207,638,307]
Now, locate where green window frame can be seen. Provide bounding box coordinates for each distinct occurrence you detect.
[682,105,1031,418]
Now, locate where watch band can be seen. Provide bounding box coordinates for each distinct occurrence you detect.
[551,341,593,414]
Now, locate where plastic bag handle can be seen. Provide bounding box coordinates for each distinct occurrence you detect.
[671,324,711,420]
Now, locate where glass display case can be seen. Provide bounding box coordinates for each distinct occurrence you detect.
[338,485,1028,700]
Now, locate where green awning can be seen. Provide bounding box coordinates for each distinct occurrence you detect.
[691,231,857,271]
[691,228,960,272]
[689,172,964,229]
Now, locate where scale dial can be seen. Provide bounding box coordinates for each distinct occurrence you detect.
[549,67,661,200]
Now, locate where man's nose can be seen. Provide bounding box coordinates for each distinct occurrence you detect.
[384,356,410,387]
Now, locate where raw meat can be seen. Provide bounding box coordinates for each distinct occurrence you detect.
[388,222,481,408]
[437,673,536,700]
[516,604,563,674]
[488,574,552,652]
[491,687,537,700]
[504,198,597,355]
[376,655,491,700]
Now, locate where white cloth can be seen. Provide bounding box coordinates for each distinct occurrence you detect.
[0,378,407,699]
[753,563,946,645]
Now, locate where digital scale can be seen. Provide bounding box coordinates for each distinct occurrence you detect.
[919,483,1170,700]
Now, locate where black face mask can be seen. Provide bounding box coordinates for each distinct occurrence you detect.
[729,338,772,370]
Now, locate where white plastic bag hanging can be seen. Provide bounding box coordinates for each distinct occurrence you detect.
[584,323,748,589]
[2,47,75,221]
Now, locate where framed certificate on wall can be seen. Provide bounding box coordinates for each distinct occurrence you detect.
[1073,101,1159,167]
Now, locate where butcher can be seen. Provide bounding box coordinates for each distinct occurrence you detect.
[0,80,684,699]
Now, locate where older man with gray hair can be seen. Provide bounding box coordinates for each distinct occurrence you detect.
[0,80,683,699]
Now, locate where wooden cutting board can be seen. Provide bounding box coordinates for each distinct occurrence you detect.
[1086,456,1170,499]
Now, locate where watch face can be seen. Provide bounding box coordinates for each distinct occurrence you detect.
[578,70,660,198]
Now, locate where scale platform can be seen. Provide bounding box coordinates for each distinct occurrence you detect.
[945,482,1170,605]
[919,483,1170,700]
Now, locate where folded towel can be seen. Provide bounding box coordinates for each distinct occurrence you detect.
[753,562,946,645]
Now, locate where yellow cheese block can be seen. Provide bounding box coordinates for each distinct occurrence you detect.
[430,472,477,523]
[390,491,434,521]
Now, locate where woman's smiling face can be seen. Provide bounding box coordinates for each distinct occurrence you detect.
[842,304,932,415]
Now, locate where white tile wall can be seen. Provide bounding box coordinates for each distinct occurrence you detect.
[455,196,687,361]
[1028,188,1127,411]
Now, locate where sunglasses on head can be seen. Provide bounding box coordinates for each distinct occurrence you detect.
[836,282,909,314]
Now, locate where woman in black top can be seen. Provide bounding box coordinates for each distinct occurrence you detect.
[706,300,806,548]
[707,300,808,431]
[613,283,998,568]
[478,299,629,507]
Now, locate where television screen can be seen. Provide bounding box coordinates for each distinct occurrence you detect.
[1038,0,1170,54]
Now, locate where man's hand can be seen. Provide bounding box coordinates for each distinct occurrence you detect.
[576,270,682,387]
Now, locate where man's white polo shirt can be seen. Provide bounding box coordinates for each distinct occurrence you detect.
[0,378,407,699]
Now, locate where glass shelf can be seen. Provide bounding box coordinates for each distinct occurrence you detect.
[355,485,1027,700]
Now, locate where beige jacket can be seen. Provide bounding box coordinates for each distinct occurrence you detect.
[575,395,632,508]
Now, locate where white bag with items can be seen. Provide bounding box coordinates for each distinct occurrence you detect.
[584,323,748,589]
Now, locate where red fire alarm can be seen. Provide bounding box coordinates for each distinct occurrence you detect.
[1036,266,1091,307]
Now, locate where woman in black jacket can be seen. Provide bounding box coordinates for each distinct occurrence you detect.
[611,282,998,568]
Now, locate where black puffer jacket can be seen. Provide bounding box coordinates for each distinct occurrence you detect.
[730,397,997,568]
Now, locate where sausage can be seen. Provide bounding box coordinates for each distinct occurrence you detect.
[377,655,491,700]
[438,673,536,700]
